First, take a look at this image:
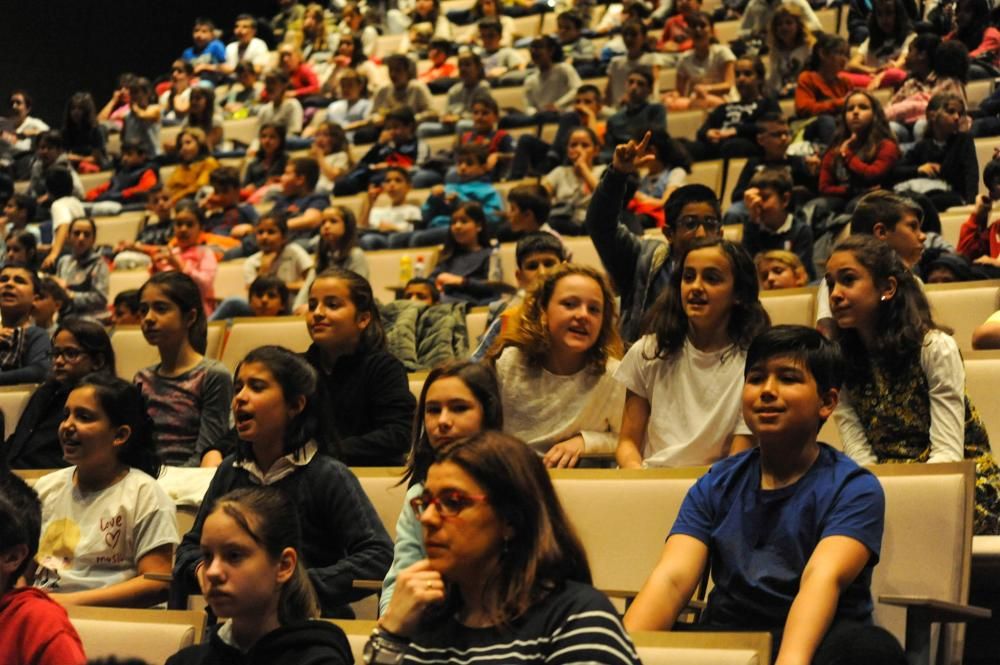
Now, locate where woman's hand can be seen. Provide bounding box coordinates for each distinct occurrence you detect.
[543,435,585,468]
[380,560,446,637]
[612,131,655,174]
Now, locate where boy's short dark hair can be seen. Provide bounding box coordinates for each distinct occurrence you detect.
[470,93,499,115]
[44,166,75,199]
[748,167,793,197]
[744,324,844,397]
[249,275,290,313]
[508,184,551,223]
[8,193,37,221]
[628,65,654,87]
[576,84,601,99]
[755,111,788,133]
[429,38,452,53]
[39,275,69,303]
[209,166,241,190]
[455,144,489,165]
[194,16,216,30]
[664,184,721,230]
[515,232,566,267]
[235,13,257,28]
[385,54,417,77]
[404,277,440,302]
[558,10,585,28]
[290,157,320,190]
[114,289,141,313]
[264,69,290,86]
[983,158,1000,189]
[2,263,41,296]
[385,106,417,128]
[234,61,257,78]
[384,165,412,183]
[0,471,42,584]
[121,140,147,156]
[478,17,503,34]
[851,190,923,235]
[37,130,64,150]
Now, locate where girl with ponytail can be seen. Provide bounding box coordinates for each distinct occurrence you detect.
[166,486,352,664]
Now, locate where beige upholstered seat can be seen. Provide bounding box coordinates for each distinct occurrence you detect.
[365,248,440,303]
[551,468,703,597]
[67,606,204,665]
[760,287,817,328]
[963,352,1000,463]
[218,317,313,372]
[111,322,226,381]
[925,281,1000,354]
[94,211,145,248]
[109,269,151,302]
[0,383,38,440]
[351,468,409,540]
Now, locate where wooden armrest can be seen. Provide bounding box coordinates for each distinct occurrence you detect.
[353,579,383,591]
[879,595,992,622]
[879,595,991,665]
[598,588,637,599]
[143,572,174,582]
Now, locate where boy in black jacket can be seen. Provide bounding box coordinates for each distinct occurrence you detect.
[742,167,815,279]
[84,140,159,210]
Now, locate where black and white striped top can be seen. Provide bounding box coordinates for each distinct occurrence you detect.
[402,581,640,665]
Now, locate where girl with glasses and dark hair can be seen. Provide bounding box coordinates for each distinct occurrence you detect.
[616,237,770,470]
[5,318,115,469]
[373,431,641,665]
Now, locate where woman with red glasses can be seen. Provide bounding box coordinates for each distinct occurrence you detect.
[371,431,641,665]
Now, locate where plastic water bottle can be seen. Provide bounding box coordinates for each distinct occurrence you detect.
[488,240,502,282]
[414,255,426,279]
[399,254,413,284]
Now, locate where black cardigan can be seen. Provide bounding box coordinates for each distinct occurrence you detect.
[305,344,415,466]
[170,453,394,617]
[4,381,70,469]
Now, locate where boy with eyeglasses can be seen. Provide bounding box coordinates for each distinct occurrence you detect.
[586,131,722,344]
[723,113,819,227]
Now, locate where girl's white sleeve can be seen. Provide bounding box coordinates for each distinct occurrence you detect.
[922,331,966,463]
[833,389,877,465]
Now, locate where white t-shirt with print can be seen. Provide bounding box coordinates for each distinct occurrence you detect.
[369,203,423,233]
[615,334,751,467]
[33,467,179,594]
[677,44,736,87]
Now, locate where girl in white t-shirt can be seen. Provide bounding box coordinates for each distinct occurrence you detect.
[663,11,735,112]
[615,238,770,468]
[489,264,626,468]
[32,374,178,606]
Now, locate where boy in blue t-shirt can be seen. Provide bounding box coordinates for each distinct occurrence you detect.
[624,325,906,665]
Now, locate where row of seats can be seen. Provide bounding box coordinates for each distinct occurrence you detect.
[66,605,771,665]
[31,460,984,664]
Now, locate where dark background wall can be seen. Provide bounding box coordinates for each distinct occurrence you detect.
[0,0,276,127]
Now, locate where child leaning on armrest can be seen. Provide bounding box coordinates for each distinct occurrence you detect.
[957,157,1000,274]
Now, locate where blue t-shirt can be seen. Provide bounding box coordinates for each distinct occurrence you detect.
[182,40,226,66]
[671,444,884,630]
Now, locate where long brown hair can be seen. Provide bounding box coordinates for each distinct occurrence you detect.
[433,432,590,625]
[210,487,319,624]
[488,264,622,373]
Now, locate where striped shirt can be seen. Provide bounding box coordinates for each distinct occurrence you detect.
[402,581,640,665]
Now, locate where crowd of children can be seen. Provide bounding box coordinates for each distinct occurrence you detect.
[5,0,1000,662]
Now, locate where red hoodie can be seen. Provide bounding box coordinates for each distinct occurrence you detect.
[0,587,86,665]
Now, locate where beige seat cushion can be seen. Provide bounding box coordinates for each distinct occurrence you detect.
[353,469,409,540]
[70,617,197,665]
[219,317,313,373]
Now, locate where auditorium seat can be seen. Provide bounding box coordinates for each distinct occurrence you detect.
[218,316,313,372]
[67,606,204,665]
[111,321,226,381]
[925,280,1000,355]
[760,286,817,327]
[0,383,39,440]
